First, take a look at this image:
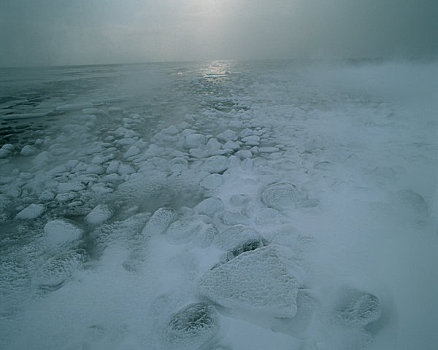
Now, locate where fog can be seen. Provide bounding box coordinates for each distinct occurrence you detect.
[1,0,437,66]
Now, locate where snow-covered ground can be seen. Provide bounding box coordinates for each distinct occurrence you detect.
[0,60,437,349]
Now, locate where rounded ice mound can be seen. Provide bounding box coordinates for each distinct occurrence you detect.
[165,302,219,349]
[200,174,223,190]
[20,145,37,156]
[194,197,224,217]
[85,204,113,225]
[202,156,228,173]
[214,225,262,251]
[15,203,45,219]
[261,182,300,210]
[199,245,300,318]
[333,287,382,328]
[142,207,177,237]
[33,250,86,291]
[43,219,83,248]
[185,134,206,149]
[166,217,204,244]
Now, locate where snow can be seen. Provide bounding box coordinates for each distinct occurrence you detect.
[199,245,300,318]
[85,204,113,225]
[43,219,83,247]
[0,60,436,350]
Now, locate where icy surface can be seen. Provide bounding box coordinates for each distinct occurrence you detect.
[0,60,437,350]
[199,245,300,318]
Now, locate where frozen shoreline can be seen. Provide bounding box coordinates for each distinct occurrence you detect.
[0,60,437,349]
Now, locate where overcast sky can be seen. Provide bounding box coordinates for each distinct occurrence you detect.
[0,0,437,67]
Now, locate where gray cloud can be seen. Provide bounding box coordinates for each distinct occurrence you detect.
[0,0,437,66]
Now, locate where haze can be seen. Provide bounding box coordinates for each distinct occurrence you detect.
[1,0,437,67]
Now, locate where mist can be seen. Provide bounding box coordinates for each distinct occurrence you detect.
[1,0,437,67]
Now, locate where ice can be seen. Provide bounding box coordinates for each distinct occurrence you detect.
[184,133,206,149]
[242,135,260,146]
[199,245,300,318]
[214,225,263,250]
[162,125,179,135]
[194,197,224,216]
[33,250,86,290]
[0,144,14,158]
[164,302,220,349]
[85,204,113,225]
[21,146,38,157]
[235,149,252,159]
[166,216,204,244]
[217,130,237,142]
[124,145,141,158]
[142,207,177,237]
[200,174,223,190]
[1,61,436,350]
[223,140,240,151]
[202,156,228,173]
[106,160,120,174]
[15,203,45,219]
[261,182,301,210]
[43,219,83,248]
[333,287,382,328]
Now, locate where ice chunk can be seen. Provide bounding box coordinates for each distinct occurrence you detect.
[166,217,204,244]
[43,219,83,247]
[162,125,179,135]
[235,150,252,159]
[206,138,223,155]
[214,225,262,250]
[124,145,140,158]
[165,302,219,349]
[0,147,11,159]
[142,207,177,238]
[169,157,188,173]
[55,192,76,202]
[261,182,300,210]
[106,160,120,174]
[217,129,237,142]
[56,102,93,111]
[242,135,260,146]
[15,203,45,219]
[224,238,267,262]
[33,250,86,290]
[185,134,206,149]
[57,182,85,192]
[199,245,300,318]
[85,204,113,225]
[202,156,228,173]
[259,146,279,153]
[194,197,224,217]
[200,174,223,190]
[221,211,248,225]
[223,141,240,151]
[333,287,381,328]
[20,145,37,156]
